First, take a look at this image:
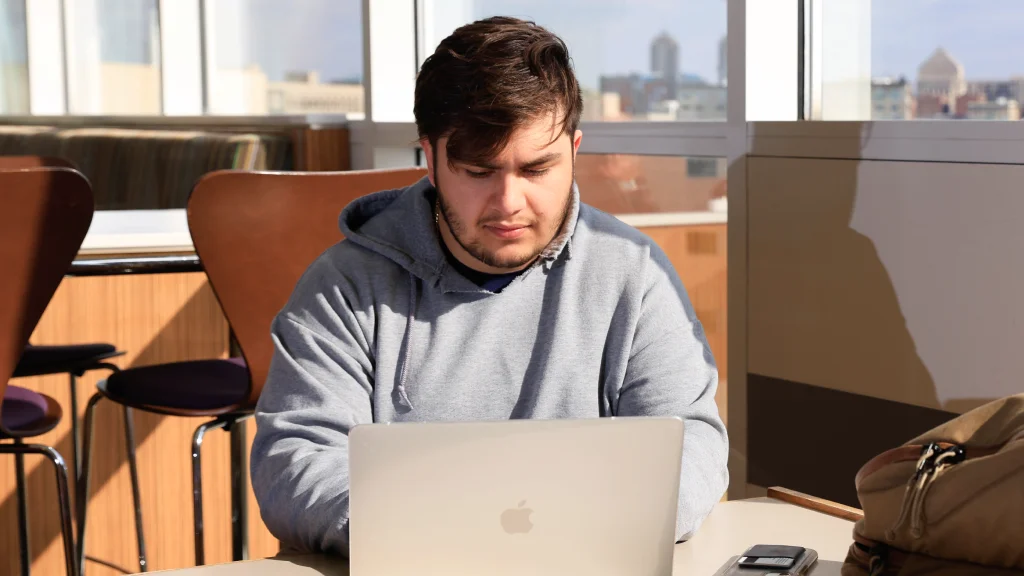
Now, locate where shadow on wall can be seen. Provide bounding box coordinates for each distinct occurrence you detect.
[744,122,953,506]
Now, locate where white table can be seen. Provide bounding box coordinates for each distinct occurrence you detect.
[79,209,194,254]
[143,498,855,575]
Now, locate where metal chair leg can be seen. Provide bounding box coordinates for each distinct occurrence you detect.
[229,417,251,562]
[1,441,78,576]
[192,417,229,566]
[123,407,148,572]
[69,373,80,481]
[14,439,31,576]
[76,393,103,576]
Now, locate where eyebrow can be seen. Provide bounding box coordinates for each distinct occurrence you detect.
[464,152,563,171]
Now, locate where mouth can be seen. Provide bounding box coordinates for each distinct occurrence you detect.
[483,223,531,240]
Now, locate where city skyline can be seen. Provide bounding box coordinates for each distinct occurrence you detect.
[11,1,1024,94]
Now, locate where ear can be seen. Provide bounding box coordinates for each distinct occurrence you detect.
[572,129,583,158]
[420,137,436,187]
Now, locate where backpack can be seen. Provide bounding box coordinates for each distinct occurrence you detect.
[841,394,1024,576]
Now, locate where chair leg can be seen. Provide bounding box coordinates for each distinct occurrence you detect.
[123,407,148,572]
[191,418,229,566]
[1,442,78,576]
[229,418,250,562]
[14,439,31,576]
[76,393,103,576]
[68,373,80,481]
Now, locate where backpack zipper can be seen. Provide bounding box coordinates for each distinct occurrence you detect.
[886,442,967,541]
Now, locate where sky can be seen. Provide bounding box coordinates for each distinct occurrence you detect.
[53,0,1024,88]
[871,0,1024,83]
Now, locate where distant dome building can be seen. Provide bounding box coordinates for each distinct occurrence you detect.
[917,47,966,101]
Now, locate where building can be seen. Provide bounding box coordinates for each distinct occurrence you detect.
[966,98,1020,121]
[644,85,726,122]
[917,47,966,102]
[642,76,675,114]
[915,93,950,119]
[651,32,680,96]
[581,90,623,121]
[871,77,914,120]
[266,71,364,115]
[955,91,986,119]
[208,65,269,115]
[676,84,728,121]
[967,78,1024,106]
[599,74,644,116]
[646,99,680,121]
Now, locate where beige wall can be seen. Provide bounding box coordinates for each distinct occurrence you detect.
[748,156,1024,413]
[739,151,1024,505]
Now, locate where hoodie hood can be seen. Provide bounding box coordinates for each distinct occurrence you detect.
[338,176,580,294]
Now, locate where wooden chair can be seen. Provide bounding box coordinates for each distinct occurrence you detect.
[1,167,95,576]
[78,167,426,566]
[0,156,75,170]
[1,155,126,508]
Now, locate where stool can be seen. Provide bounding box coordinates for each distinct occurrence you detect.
[78,357,251,573]
[1,386,78,576]
[14,343,125,480]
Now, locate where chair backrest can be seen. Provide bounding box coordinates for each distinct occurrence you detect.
[0,168,94,407]
[187,167,427,409]
[0,155,76,170]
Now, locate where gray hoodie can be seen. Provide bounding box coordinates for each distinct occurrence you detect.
[251,177,728,556]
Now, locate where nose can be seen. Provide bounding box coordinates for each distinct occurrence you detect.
[492,173,527,215]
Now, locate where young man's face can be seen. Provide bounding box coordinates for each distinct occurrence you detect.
[423,115,583,274]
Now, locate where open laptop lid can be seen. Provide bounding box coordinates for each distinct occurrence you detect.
[349,416,683,576]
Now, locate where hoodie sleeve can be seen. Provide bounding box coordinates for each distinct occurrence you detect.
[250,258,375,557]
[616,243,729,542]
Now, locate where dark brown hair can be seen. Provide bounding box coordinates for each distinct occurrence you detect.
[414,16,583,166]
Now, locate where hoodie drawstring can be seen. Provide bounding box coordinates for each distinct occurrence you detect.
[393,273,417,413]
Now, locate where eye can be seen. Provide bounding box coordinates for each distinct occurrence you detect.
[466,169,492,179]
[523,168,549,177]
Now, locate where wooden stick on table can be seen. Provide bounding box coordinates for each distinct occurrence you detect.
[766,487,865,523]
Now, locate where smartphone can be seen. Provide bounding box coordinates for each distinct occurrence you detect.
[714,545,819,576]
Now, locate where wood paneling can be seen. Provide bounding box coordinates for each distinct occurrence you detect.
[1,272,279,575]
[290,127,351,172]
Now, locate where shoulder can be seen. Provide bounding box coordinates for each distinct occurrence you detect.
[280,238,404,320]
[575,204,671,264]
[573,204,683,295]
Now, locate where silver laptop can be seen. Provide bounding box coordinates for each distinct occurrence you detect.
[348,416,683,576]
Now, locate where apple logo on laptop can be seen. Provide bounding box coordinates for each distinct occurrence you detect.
[500,501,533,534]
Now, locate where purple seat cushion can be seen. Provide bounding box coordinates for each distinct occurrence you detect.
[102,358,249,411]
[1,385,50,433]
[15,343,120,378]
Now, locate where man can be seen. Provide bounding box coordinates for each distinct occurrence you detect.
[251,16,728,556]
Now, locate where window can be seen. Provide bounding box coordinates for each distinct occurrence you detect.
[65,0,162,114]
[574,153,726,380]
[819,0,1024,120]
[0,0,29,114]
[421,0,727,121]
[207,0,364,116]
[576,154,726,215]
[686,157,723,179]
